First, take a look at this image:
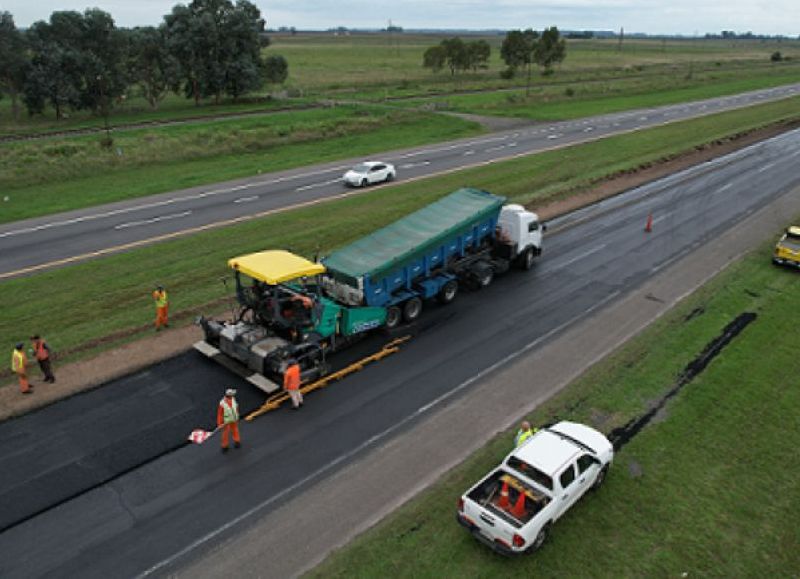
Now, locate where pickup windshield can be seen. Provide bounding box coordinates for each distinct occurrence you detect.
[467,469,550,528]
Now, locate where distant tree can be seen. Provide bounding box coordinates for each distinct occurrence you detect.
[466,39,491,72]
[127,26,181,109]
[440,37,469,76]
[264,54,288,86]
[501,28,538,94]
[771,50,783,62]
[534,26,566,75]
[0,12,29,121]
[423,45,446,73]
[78,8,128,115]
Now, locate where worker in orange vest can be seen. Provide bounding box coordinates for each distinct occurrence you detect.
[11,343,31,394]
[283,358,303,409]
[217,388,241,453]
[30,335,55,383]
[152,285,169,330]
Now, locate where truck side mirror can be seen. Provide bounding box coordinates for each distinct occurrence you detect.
[542,223,548,232]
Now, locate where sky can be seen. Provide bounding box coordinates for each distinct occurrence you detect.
[1,0,798,36]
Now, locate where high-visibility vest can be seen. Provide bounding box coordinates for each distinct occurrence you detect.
[284,364,301,391]
[219,398,239,424]
[11,349,26,373]
[515,428,534,447]
[33,340,49,361]
[153,290,168,308]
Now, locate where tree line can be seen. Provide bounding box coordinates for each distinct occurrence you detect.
[0,1,290,121]
[423,27,566,93]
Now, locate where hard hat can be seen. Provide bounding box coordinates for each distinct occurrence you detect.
[225,388,237,397]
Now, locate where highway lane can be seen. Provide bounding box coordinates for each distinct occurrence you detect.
[1,127,799,577]
[1,83,799,279]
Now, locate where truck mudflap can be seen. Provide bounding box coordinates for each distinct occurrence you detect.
[193,340,281,394]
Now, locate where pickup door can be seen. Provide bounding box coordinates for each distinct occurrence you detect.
[553,453,600,519]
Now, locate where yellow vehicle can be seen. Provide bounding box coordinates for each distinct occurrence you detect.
[773,226,800,268]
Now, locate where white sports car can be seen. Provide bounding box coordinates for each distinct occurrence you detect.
[343,161,396,187]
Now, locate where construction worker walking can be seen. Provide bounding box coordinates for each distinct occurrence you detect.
[514,421,537,448]
[217,388,241,453]
[11,343,31,394]
[152,285,169,330]
[284,358,303,409]
[30,335,55,383]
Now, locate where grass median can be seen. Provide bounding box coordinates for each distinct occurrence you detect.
[308,239,800,577]
[2,95,800,384]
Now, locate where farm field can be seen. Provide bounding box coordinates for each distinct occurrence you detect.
[2,95,799,382]
[308,240,800,578]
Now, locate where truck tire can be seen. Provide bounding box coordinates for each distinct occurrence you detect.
[517,248,535,271]
[403,297,423,322]
[437,280,458,304]
[529,523,551,553]
[385,306,402,329]
[475,266,493,289]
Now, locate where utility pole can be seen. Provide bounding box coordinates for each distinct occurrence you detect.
[618,26,624,52]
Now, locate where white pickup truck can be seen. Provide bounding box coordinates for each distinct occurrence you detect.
[456,421,613,555]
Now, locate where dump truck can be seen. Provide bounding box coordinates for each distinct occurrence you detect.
[195,188,544,392]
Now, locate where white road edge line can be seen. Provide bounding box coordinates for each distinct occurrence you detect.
[114,211,192,230]
[295,179,340,192]
[233,196,259,204]
[136,288,622,578]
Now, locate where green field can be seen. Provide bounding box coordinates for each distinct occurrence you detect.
[2,95,799,383]
[308,239,800,577]
[0,106,481,224]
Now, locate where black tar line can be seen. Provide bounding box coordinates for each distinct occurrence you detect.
[608,311,757,452]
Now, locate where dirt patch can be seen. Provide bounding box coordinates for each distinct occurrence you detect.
[1,117,793,423]
[608,312,757,451]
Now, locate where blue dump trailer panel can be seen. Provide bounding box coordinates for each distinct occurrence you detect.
[323,188,506,307]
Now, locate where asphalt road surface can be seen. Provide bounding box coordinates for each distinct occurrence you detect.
[1,83,799,279]
[1,127,799,578]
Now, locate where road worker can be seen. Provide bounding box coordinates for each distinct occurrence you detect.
[11,343,31,394]
[284,358,303,409]
[217,388,241,453]
[30,335,55,383]
[514,421,537,448]
[152,285,169,330]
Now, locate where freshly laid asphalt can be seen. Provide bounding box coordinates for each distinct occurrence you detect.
[1,127,799,578]
[1,82,799,279]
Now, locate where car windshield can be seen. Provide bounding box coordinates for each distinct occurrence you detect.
[352,163,371,173]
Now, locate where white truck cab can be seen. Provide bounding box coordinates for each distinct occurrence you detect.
[498,204,544,256]
[457,421,613,555]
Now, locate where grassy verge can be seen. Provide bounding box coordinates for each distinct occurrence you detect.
[2,96,800,382]
[308,240,800,577]
[0,107,481,223]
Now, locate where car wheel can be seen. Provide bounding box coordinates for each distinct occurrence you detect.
[403,297,423,322]
[385,306,402,329]
[529,523,550,552]
[437,280,458,304]
[592,465,609,490]
[360,178,368,187]
[386,171,395,182]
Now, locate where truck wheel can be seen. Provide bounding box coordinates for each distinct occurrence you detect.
[475,267,493,289]
[437,280,458,304]
[529,523,550,552]
[403,297,423,322]
[517,248,535,271]
[385,306,402,329]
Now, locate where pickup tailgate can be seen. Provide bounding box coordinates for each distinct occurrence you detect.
[459,468,529,552]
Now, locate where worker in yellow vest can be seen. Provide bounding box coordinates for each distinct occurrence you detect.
[11,343,31,394]
[152,285,169,330]
[514,421,537,447]
[217,388,241,453]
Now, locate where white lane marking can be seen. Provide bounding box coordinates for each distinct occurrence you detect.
[485,145,506,152]
[114,211,192,230]
[295,178,340,192]
[507,142,518,148]
[463,150,475,156]
[394,134,508,159]
[639,116,648,121]
[612,122,621,127]
[136,288,621,578]
[551,243,607,270]
[399,161,431,169]
[718,182,733,192]
[547,134,561,139]
[757,162,777,173]
[233,196,259,204]
[653,214,670,225]
[583,127,594,132]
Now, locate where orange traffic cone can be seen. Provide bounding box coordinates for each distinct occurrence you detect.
[511,491,527,519]
[645,213,653,233]
[497,480,510,509]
